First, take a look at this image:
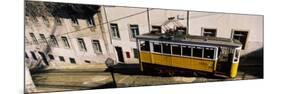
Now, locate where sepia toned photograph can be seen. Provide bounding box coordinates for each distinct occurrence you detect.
[24,0,263,93]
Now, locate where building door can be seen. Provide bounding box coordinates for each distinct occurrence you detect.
[115,47,124,62]
[38,52,49,66]
[233,31,248,49]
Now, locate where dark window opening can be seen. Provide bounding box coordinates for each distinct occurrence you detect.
[203,28,217,37]
[172,45,181,55]
[85,60,91,63]
[59,56,65,62]
[55,17,62,25]
[153,42,161,53]
[30,51,37,60]
[69,58,76,64]
[71,15,79,25]
[25,52,29,58]
[133,48,139,59]
[48,54,54,60]
[193,46,203,58]
[176,27,186,35]
[162,43,171,54]
[87,16,95,26]
[140,41,150,51]
[233,31,248,49]
[182,45,192,56]
[151,25,161,34]
[204,47,215,59]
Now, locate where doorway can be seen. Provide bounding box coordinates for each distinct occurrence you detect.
[115,47,124,62]
[38,52,49,66]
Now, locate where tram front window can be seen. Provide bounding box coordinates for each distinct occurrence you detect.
[204,47,215,59]
[140,41,150,51]
[193,46,203,58]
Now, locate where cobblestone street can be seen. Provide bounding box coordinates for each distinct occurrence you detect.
[30,63,263,93]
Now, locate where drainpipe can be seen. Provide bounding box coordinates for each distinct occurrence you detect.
[147,8,151,32]
[186,10,190,37]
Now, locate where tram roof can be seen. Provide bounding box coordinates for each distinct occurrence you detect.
[136,33,242,47]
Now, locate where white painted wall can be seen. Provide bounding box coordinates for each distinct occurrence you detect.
[189,11,263,55]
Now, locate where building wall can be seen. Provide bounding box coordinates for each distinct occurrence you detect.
[189,11,263,56]
[25,7,114,65]
[102,6,150,63]
[25,2,263,66]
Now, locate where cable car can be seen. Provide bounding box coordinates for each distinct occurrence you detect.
[136,32,242,78]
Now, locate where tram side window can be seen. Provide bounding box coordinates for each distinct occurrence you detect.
[140,41,150,51]
[162,43,171,54]
[172,45,181,55]
[182,45,192,56]
[193,46,203,58]
[204,47,215,59]
[153,42,162,53]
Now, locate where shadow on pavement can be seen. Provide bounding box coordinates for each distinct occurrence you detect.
[239,48,263,78]
[107,63,226,79]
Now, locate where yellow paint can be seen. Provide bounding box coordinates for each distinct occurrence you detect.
[230,63,239,78]
[140,51,215,73]
[140,51,151,63]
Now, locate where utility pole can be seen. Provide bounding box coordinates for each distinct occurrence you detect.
[105,58,117,88]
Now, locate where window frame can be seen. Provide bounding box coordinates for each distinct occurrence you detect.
[231,30,249,50]
[203,47,216,59]
[181,45,193,57]
[110,23,120,39]
[152,42,162,53]
[151,25,162,34]
[50,35,59,47]
[77,38,87,51]
[171,44,181,56]
[39,34,47,44]
[202,28,217,37]
[129,24,140,40]
[132,48,139,59]
[162,43,171,54]
[29,33,38,44]
[92,40,102,54]
[61,36,70,48]
[149,40,218,60]
[139,40,150,52]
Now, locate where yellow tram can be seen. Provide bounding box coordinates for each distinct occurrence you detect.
[136,33,242,78]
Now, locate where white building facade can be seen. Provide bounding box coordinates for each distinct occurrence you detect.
[25,1,263,67]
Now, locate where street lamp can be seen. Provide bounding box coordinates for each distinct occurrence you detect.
[105,58,117,88]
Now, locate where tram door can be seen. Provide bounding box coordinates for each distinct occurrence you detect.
[216,47,234,75]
